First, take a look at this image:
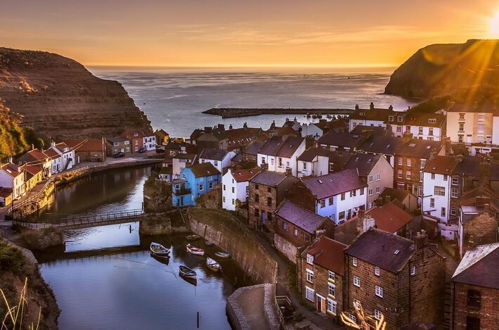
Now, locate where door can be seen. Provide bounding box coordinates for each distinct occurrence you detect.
[316,295,326,313]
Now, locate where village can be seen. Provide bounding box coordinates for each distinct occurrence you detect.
[1,103,498,329]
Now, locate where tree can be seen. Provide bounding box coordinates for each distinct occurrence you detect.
[340,300,386,330]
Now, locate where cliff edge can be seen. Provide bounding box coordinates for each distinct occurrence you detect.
[0,47,152,140]
[385,39,499,99]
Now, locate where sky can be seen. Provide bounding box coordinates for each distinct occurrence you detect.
[1,0,499,67]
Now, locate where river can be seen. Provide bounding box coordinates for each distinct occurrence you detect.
[35,167,248,330]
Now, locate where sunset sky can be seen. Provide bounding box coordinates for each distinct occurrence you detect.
[1,0,499,67]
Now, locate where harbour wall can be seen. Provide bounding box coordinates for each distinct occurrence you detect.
[203,107,354,118]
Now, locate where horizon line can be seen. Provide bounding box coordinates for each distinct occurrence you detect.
[86,63,398,69]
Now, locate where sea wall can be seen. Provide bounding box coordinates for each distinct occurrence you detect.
[187,208,278,284]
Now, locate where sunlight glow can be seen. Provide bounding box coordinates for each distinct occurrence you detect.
[489,12,499,36]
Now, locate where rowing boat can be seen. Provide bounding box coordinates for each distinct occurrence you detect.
[214,251,230,259]
[186,243,205,256]
[150,242,170,257]
[206,257,222,272]
[179,265,197,279]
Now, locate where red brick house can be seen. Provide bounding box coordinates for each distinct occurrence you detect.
[452,243,499,330]
[299,236,347,324]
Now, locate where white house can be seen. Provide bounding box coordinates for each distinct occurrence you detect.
[348,108,393,132]
[301,168,367,224]
[222,168,260,211]
[299,123,324,140]
[54,142,76,171]
[296,147,330,178]
[143,135,157,151]
[43,147,63,175]
[257,136,305,176]
[422,156,457,227]
[0,163,25,200]
[199,148,236,173]
[389,113,445,141]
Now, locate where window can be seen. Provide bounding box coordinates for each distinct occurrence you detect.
[459,113,465,120]
[458,135,464,143]
[231,187,235,193]
[467,290,481,309]
[441,207,446,217]
[375,285,384,298]
[368,175,373,182]
[208,182,213,189]
[420,159,426,169]
[429,128,433,136]
[232,199,235,205]
[459,122,464,131]
[360,188,364,195]
[341,193,345,200]
[430,198,435,208]
[350,190,356,197]
[368,188,373,196]
[353,276,360,287]
[328,197,333,205]
[303,162,307,170]
[328,271,336,282]
[418,127,423,135]
[223,196,226,203]
[199,184,204,191]
[306,269,314,283]
[451,187,459,198]
[406,158,411,167]
[374,266,380,276]
[294,229,298,237]
[434,186,445,196]
[398,158,403,166]
[306,254,314,264]
[431,173,435,180]
[267,197,272,206]
[283,222,288,231]
[352,257,358,266]
[443,175,448,181]
[452,177,459,185]
[339,211,345,219]
[254,184,259,190]
[374,309,382,321]
[466,316,480,330]
[223,184,226,191]
[327,298,337,315]
[410,265,416,276]
[406,171,411,180]
[328,283,336,297]
[254,194,259,202]
[320,199,326,208]
[375,186,380,194]
[376,174,380,181]
[305,287,315,301]
[397,169,402,179]
[451,207,457,216]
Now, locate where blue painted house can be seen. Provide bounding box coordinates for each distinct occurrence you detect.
[172,162,221,207]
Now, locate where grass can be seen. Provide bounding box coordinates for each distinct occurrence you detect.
[1,278,41,330]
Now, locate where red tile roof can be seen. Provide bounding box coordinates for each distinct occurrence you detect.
[43,148,61,159]
[231,168,261,182]
[366,202,413,233]
[65,139,105,152]
[24,149,50,161]
[1,163,21,177]
[0,187,13,198]
[307,236,347,275]
[424,156,458,175]
[23,164,43,176]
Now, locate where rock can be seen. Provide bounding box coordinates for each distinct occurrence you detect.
[0,47,152,140]
[385,39,499,99]
[139,216,172,235]
[19,227,64,250]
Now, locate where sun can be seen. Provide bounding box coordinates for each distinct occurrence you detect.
[489,12,499,36]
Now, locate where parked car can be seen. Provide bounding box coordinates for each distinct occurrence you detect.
[113,152,125,158]
[138,147,146,153]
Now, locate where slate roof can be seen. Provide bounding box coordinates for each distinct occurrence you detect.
[380,188,410,203]
[306,236,347,275]
[276,200,326,234]
[452,243,499,289]
[345,228,415,273]
[107,136,129,143]
[244,141,265,156]
[251,171,288,187]
[189,162,220,178]
[297,147,331,162]
[258,136,304,158]
[404,113,446,127]
[0,187,13,198]
[302,169,365,199]
[453,156,481,178]
[350,125,387,136]
[317,132,365,149]
[350,108,393,121]
[424,156,459,174]
[344,153,381,177]
[396,139,441,159]
[199,148,229,161]
[358,135,402,155]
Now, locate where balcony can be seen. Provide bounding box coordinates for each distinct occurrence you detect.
[172,180,191,195]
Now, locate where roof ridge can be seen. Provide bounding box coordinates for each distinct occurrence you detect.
[453,243,499,278]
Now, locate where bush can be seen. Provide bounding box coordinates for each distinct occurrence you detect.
[0,241,26,276]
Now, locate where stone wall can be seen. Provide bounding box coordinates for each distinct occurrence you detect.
[453,283,499,330]
[187,208,278,283]
[273,233,298,264]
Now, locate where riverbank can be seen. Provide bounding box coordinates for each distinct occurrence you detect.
[203,107,354,118]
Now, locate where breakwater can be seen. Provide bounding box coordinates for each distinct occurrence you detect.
[203,107,354,118]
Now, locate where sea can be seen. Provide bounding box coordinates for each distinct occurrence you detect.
[89,66,415,138]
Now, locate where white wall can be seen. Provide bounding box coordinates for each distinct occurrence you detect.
[349,119,385,132]
[493,116,499,145]
[257,140,305,176]
[314,187,367,224]
[222,169,249,211]
[422,172,451,223]
[200,151,235,173]
[143,136,157,151]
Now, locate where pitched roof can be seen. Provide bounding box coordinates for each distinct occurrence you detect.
[228,168,261,182]
[1,163,21,177]
[359,135,402,155]
[276,200,326,234]
[317,132,365,148]
[366,202,413,233]
[199,148,229,161]
[345,228,415,273]
[250,171,288,187]
[302,169,365,199]
[396,139,441,159]
[43,148,61,159]
[344,153,382,177]
[424,156,458,175]
[18,149,50,163]
[0,187,13,198]
[188,162,220,178]
[404,113,446,127]
[453,156,481,178]
[452,243,499,289]
[350,108,393,121]
[448,104,499,115]
[350,125,387,136]
[380,187,410,202]
[244,141,265,156]
[23,164,43,176]
[306,236,347,275]
[107,136,129,143]
[258,136,304,158]
[297,147,331,162]
[65,139,105,152]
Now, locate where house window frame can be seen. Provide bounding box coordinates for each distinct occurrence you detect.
[306,254,314,265]
[375,285,384,298]
[306,269,314,283]
[374,266,380,276]
[353,276,360,287]
[305,286,315,302]
[352,257,358,267]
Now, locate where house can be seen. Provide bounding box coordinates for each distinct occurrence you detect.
[172,163,221,207]
[0,187,13,207]
[452,243,499,330]
[22,164,43,192]
[222,168,260,211]
[379,187,418,212]
[248,171,298,231]
[158,167,173,182]
[299,236,347,321]
[274,200,330,263]
[65,138,107,162]
[242,141,264,162]
[122,130,145,153]
[446,104,499,146]
[296,147,331,178]
[0,163,25,199]
[358,135,402,167]
[142,134,157,151]
[348,108,394,131]
[448,156,481,221]
[257,135,305,176]
[300,123,324,140]
[172,153,197,179]
[224,127,263,151]
[43,147,63,175]
[317,132,366,152]
[54,142,76,171]
[154,129,170,146]
[107,137,131,155]
[344,153,393,209]
[294,169,367,224]
[198,148,236,173]
[345,228,445,329]
[17,148,52,178]
[388,113,446,141]
[193,125,228,150]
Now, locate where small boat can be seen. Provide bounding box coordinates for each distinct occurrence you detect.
[179,265,197,279]
[150,242,170,257]
[186,234,201,241]
[151,253,170,264]
[214,251,230,259]
[206,257,222,272]
[186,244,205,256]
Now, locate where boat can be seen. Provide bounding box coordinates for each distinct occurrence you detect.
[206,257,222,272]
[205,240,215,247]
[186,234,201,241]
[214,251,230,259]
[186,244,205,256]
[179,265,197,279]
[150,242,170,257]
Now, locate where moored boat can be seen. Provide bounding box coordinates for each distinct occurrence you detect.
[179,265,197,279]
[206,257,222,272]
[186,243,205,256]
[214,251,230,259]
[150,242,170,257]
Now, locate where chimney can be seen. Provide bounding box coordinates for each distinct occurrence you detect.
[361,215,375,233]
[204,127,212,133]
[218,124,225,131]
[415,230,428,250]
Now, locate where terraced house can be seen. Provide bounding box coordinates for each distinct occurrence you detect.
[172,162,221,207]
[257,135,305,177]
